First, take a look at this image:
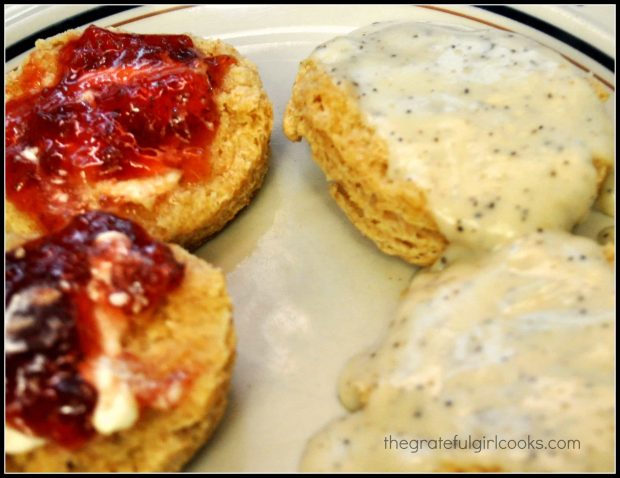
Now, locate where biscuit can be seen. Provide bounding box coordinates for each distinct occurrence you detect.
[301,232,615,472]
[285,59,447,266]
[6,27,273,249]
[284,23,612,265]
[6,223,235,472]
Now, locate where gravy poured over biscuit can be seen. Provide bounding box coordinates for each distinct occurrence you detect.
[312,21,613,252]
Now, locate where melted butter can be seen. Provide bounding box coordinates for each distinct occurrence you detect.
[90,356,139,435]
[94,169,182,209]
[301,232,614,471]
[6,427,47,454]
[311,22,613,252]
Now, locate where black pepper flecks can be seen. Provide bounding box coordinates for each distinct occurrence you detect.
[520,208,529,222]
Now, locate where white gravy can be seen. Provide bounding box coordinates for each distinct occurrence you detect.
[301,231,614,471]
[311,21,613,252]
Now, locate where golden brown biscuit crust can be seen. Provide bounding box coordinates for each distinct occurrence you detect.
[6,28,273,249]
[6,245,235,472]
[284,59,448,266]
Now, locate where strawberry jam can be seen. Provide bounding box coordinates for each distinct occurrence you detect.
[5,211,184,448]
[6,25,236,232]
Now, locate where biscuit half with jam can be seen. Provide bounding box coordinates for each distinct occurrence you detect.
[6,211,235,472]
[6,25,273,248]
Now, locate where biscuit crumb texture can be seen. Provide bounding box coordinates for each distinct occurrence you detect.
[6,28,273,249]
[284,59,448,266]
[6,245,235,472]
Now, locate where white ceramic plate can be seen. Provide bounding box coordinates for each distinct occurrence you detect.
[4,4,615,472]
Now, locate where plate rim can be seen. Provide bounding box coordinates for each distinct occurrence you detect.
[5,4,615,91]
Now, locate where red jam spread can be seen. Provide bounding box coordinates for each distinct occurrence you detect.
[6,25,236,232]
[5,211,185,448]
